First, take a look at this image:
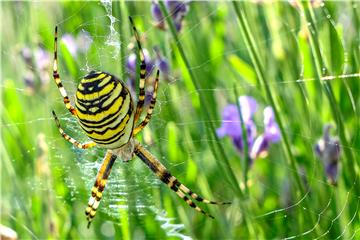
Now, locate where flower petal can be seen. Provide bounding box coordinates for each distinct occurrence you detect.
[238,96,257,121]
[61,34,77,57]
[250,135,269,159]
[151,2,164,22]
[264,122,281,143]
[217,105,242,138]
[263,106,275,126]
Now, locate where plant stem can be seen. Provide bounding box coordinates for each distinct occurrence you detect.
[232,1,305,195]
[159,1,243,198]
[234,86,250,193]
[301,2,358,190]
[113,0,127,81]
[159,1,259,237]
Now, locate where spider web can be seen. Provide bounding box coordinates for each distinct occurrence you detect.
[1,1,360,239]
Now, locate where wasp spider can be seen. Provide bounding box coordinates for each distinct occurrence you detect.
[52,17,230,228]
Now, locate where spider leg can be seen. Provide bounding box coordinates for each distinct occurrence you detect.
[53,26,77,116]
[129,16,147,124]
[52,110,96,149]
[86,151,117,228]
[133,70,159,136]
[177,183,231,205]
[133,141,230,218]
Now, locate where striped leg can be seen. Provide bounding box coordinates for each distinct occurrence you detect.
[86,151,117,228]
[53,26,77,116]
[177,182,231,205]
[133,141,230,218]
[52,110,96,149]
[129,16,147,123]
[133,70,160,136]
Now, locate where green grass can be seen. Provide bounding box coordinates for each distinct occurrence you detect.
[1,1,360,239]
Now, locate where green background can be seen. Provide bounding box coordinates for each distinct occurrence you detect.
[1,1,360,239]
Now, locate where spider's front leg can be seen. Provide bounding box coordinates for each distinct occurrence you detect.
[129,16,147,124]
[133,70,160,136]
[86,151,117,228]
[53,26,77,116]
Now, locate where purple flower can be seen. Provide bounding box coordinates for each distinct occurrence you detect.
[263,107,281,143]
[77,31,93,53]
[154,46,170,80]
[217,96,281,163]
[216,96,258,151]
[35,47,51,86]
[165,0,188,15]
[216,103,256,141]
[151,1,165,30]
[35,47,51,72]
[250,107,281,159]
[126,49,155,82]
[165,0,188,31]
[126,49,156,106]
[61,31,92,58]
[239,96,258,121]
[151,0,189,32]
[61,34,77,57]
[21,47,33,66]
[314,124,340,185]
[20,46,51,94]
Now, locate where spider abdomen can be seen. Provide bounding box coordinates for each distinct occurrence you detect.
[75,71,134,149]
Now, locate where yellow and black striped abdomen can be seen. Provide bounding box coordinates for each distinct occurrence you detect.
[75,71,134,149]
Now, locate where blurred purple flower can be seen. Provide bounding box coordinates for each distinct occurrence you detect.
[263,107,280,141]
[151,1,165,30]
[314,124,340,185]
[21,47,33,66]
[61,34,77,57]
[35,47,51,86]
[154,46,170,80]
[250,107,281,159]
[126,49,156,106]
[35,47,51,72]
[61,31,92,58]
[20,46,51,94]
[158,57,170,75]
[126,49,155,83]
[151,0,189,32]
[77,31,93,53]
[217,96,281,163]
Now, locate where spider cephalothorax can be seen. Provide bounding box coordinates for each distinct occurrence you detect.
[51,16,230,228]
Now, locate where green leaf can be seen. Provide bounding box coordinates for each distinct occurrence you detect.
[227,54,257,85]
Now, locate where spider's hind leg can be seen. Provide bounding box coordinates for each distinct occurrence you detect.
[86,151,117,228]
[52,110,96,149]
[177,181,232,205]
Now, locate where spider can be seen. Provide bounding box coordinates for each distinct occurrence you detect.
[51,16,230,228]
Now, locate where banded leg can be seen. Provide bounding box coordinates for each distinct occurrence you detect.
[133,140,230,218]
[86,151,117,228]
[133,69,160,136]
[52,110,96,149]
[53,26,77,116]
[129,16,147,123]
[177,182,231,205]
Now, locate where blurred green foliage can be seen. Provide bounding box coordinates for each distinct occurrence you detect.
[1,1,360,239]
